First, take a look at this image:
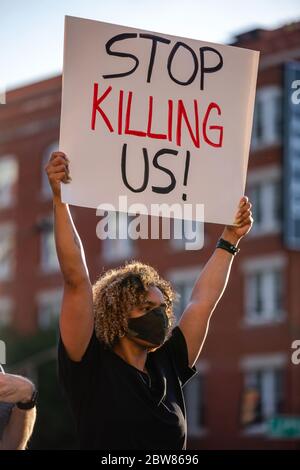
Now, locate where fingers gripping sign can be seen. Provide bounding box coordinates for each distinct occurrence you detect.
[46,151,72,198]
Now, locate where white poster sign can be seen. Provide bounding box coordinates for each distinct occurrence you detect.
[60,15,259,224]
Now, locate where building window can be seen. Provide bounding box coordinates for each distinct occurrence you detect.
[243,255,286,326]
[41,142,59,198]
[251,86,282,150]
[167,268,199,321]
[37,289,63,329]
[0,156,18,209]
[170,219,204,251]
[246,166,281,236]
[184,371,206,437]
[0,223,15,281]
[166,218,204,251]
[0,297,13,328]
[240,355,285,434]
[40,216,59,273]
[102,212,134,263]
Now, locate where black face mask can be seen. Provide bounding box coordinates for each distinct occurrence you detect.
[127,306,169,346]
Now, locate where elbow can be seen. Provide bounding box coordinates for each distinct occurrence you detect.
[63,269,91,290]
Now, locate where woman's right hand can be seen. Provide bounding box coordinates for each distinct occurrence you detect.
[45,151,71,199]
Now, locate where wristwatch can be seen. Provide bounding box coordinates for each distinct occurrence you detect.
[16,387,38,410]
[216,237,240,256]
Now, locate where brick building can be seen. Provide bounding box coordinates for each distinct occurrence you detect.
[0,20,299,449]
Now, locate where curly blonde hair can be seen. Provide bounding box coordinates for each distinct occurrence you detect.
[93,260,176,347]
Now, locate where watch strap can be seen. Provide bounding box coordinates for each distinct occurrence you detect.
[16,388,38,410]
[216,237,240,256]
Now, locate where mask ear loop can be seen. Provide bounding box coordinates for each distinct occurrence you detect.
[0,364,5,374]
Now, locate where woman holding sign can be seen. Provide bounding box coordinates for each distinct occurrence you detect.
[46,151,253,450]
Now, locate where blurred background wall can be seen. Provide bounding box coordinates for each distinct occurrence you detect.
[0,18,300,449]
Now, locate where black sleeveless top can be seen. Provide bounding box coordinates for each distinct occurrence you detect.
[58,326,197,450]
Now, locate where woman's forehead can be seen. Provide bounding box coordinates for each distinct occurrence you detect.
[145,286,164,304]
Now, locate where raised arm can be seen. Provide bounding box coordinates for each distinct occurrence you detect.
[46,152,94,361]
[0,407,36,450]
[179,196,253,367]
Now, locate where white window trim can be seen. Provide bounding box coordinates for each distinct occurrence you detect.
[247,166,281,186]
[101,212,135,263]
[37,288,63,329]
[185,360,209,438]
[167,267,201,320]
[37,289,63,306]
[251,86,282,152]
[0,154,18,209]
[240,353,287,371]
[170,220,204,252]
[242,254,287,274]
[166,270,208,438]
[241,254,286,327]
[0,297,13,327]
[102,239,134,263]
[246,165,282,237]
[40,216,59,274]
[240,353,286,436]
[242,315,286,328]
[167,266,200,284]
[41,142,59,199]
[0,222,15,281]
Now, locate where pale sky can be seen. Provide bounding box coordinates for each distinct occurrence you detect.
[2,0,300,91]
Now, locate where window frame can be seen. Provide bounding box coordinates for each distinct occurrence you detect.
[184,361,209,437]
[251,86,282,151]
[0,296,13,327]
[101,211,135,263]
[0,154,18,210]
[240,354,286,435]
[242,255,286,326]
[41,142,59,199]
[0,222,15,281]
[167,267,200,321]
[39,215,59,273]
[37,288,63,329]
[246,165,282,237]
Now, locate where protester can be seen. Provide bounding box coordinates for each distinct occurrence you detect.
[0,368,37,450]
[47,151,253,450]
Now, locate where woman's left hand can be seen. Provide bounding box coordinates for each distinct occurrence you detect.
[222,196,254,245]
